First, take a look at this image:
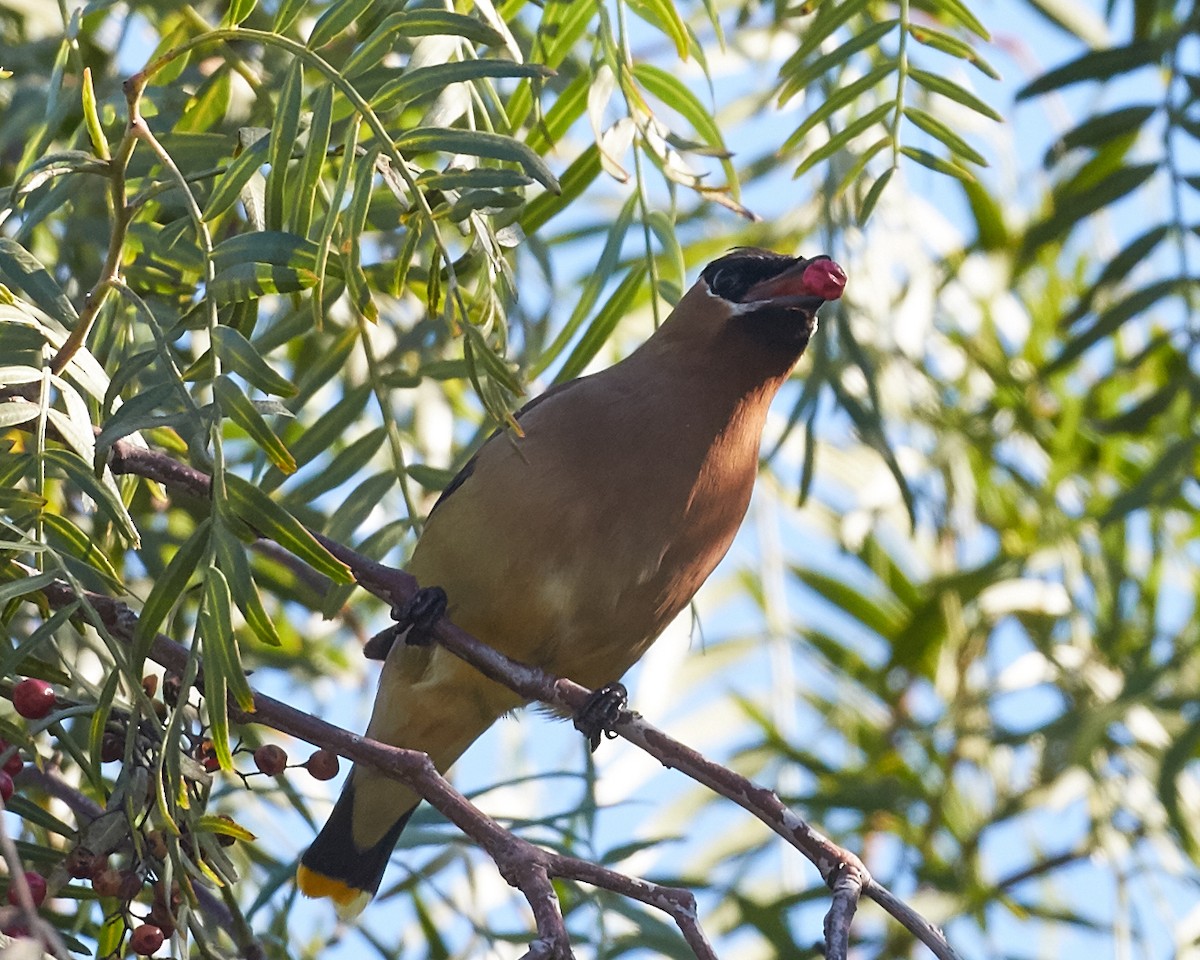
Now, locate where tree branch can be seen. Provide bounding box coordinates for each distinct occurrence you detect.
[35,578,716,960]
[77,436,961,958]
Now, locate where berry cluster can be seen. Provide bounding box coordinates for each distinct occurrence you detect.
[4,672,342,955]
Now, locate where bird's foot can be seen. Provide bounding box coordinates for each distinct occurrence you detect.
[397,586,448,647]
[362,586,448,660]
[574,682,629,752]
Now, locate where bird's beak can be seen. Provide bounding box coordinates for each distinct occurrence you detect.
[742,255,847,305]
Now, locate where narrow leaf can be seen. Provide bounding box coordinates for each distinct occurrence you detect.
[224,474,354,583]
[212,326,298,398]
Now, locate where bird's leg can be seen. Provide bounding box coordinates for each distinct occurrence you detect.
[573,682,629,752]
[362,586,448,660]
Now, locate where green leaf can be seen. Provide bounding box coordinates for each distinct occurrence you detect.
[792,566,906,639]
[200,567,252,774]
[267,59,304,232]
[900,145,976,183]
[134,519,211,668]
[794,102,892,178]
[633,63,735,185]
[261,385,371,493]
[462,323,523,395]
[213,375,296,474]
[374,61,553,111]
[532,194,638,376]
[788,0,872,65]
[224,474,354,584]
[273,0,309,34]
[0,237,79,326]
[296,84,333,238]
[777,18,897,105]
[908,67,1003,122]
[1022,163,1157,256]
[1048,278,1187,373]
[42,449,139,545]
[857,165,894,224]
[43,513,123,587]
[406,463,458,490]
[214,525,282,647]
[0,570,60,605]
[626,0,689,58]
[781,64,896,152]
[555,264,646,383]
[395,127,560,193]
[224,0,258,25]
[212,326,298,398]
[307,0,374,49]
[361,9,504,50]
[209,261,318,303]
[0,400,41,428]
[204,135,270,222]
[910,25,1000,78]
[283,425,386,505]
[326,471,396,542]
[1100,438,1195,523]
[1017,39,1166,99]
[525,70,589,155]
[211,231,321,274]
[929,0,991,40]
[1043,105,1157,167]
[520,145,600,234]
[904,107,987,166]
[420,168,534,191]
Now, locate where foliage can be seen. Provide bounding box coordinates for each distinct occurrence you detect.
[0,0,1196,958]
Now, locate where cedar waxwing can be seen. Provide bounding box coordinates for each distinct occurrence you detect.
[297,248,847,916]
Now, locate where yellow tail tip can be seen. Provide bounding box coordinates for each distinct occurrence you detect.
[296,864,372,920]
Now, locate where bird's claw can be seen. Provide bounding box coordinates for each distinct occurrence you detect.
[363,586,448,660]
[396,586,448,647]
[574,682,629,752]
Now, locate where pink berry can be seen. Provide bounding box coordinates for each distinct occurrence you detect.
[0,740,21,776]
[12,679,56,720]
[801,258,847,301]
[7,870,47,907]
[130,923,165,955]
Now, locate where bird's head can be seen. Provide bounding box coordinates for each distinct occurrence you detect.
[699,247,846,352]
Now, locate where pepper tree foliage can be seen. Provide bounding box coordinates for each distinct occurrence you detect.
[0,0,1197,957]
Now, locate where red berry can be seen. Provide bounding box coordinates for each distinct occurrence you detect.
[12,679,56,720]
[2,921,30,938]
[146,830,168,860]
[800,258,847,301]
[305,749,339,781]
[253,744,287,776]
[7,870,47,907]
[117,869,143,901]
[130,923,165,955]
[0,771,12,802]
[196,740,220,773]
[0,740,21,776]
[65,847,102,879]
[100,732,123,763]
[90,866,121,898]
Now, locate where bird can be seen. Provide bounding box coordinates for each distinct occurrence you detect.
[296,247,847,917]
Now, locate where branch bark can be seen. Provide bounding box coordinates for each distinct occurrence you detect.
[2,432,965,960]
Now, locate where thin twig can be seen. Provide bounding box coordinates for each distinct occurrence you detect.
[34,579,717,960]
[71,437,959,958]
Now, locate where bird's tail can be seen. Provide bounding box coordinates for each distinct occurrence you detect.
[296,778,415,919]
